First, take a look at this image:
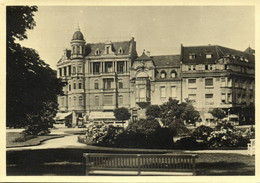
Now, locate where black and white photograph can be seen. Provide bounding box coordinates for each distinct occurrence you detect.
[2,0,258,182]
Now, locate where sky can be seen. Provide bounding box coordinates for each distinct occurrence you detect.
[18,6,255,69]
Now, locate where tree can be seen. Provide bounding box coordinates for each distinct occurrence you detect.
[7,6,64,132]
[145,105,161,118]
[113,107,131,125]
[240,103,255,125]
[128,117,160,134]
[209,108,226,121]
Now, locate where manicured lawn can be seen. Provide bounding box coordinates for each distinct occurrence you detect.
[6,132,65,148]
[6,148,254,176]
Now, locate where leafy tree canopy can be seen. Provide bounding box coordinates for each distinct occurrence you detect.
[7,6,64,130]
[145,105,161,118]
[113,107,131,121]
[209,108,226,120]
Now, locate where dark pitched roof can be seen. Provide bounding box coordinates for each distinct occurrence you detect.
[135,52,151,61]
[152,55,180,67]
[182,45,254,67]
[244,46,255,54]
[85,40,131,56]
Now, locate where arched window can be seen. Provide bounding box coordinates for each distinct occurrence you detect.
[73,96,77,106]
[160,70,166,79]
[78,96,83,106]
[118,48,123,54]
[76,46,80,54]
[73,46,76,54]
[78,64,82,73]
[78,80,82,89]
[171,70,177,78]
[95,49,100,55]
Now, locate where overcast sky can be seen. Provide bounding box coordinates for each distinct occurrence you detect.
[18,6,255,69]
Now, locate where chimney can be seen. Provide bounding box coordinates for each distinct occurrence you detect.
[146,51,150,57]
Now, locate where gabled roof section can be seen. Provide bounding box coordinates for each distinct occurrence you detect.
[244,46,255,55]
[85,40,131,56]
[152,55,180,67]
[182,45,255,67]
[135,52,151,61]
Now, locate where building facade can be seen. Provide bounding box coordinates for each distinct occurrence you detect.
[57,29,255,126]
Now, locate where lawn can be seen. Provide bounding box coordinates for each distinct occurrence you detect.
[6,148,254,176]
[6,132,65,148]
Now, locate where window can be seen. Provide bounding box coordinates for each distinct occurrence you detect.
[78,82,82,89]
[95,49,100,55]
[227,78,232,87]
[188,79,196,88]
[94,80,99,89]
[68,66,71,75]
[61,97,65,107]
[188,65,192,70]
[188,94,196,103]
[68,97,71,106]
[193,65,196,70]
[106,46,110,54]
[160,86,166,98]
[221,78,226,87]
[59,68,62,77]
[104,95,113,105]
[95,96,99,106]
[224,65,228,70]
[171,71,177,78]
[63,67,67,76]
[93,62,100,74]
[209,65,213,70]
[160,71,166,78]
[245,58,249,62]
[73,96,77,106]
[221,93,226,103]
[171,86,177,98]
[206,54,212,59]
[119,82,123,89]
[118,95,123,105]
[227,93,232,103]
[69,84,71,91]
[78,96,83,106]
[118,48,123,54]
[237,94,241,98]
[205,94,214,105]
[105,62,113,73]
[205,65,209,70]
[205,78,213,87]
[189,54,196,60]
[73,67,76,73]
[78,65,82,73]
[76,46,80,54]
[73,82,76,89]
[140,88,146,99]
[117,62,124,73]
[103,78,113,90]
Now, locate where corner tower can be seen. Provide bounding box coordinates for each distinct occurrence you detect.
[71,27,86,59]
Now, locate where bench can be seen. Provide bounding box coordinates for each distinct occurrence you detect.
[83,153,197,176]
[247,139,255,156]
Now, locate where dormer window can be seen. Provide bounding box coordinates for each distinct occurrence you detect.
[206,53,213,59]
[171,70,177,78]
[189,54,196,60]
[245,58,249,62]
[106,46,110,54]
[160,70,166,79]
[240,56,244,61]
[118,48,123,54]
[95,49,100,55]
[232,55,236,59]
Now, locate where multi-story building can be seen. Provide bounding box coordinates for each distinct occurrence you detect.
[180,45,255,122]
[57,29,255,126]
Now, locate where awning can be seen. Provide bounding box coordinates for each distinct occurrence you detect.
[54,112,72,120]
[89,111,115,120]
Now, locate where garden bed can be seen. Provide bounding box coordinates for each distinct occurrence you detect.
[6,132,65,148]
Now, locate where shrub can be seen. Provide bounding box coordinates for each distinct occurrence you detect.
[147,127,174,149]
[192,125,213,142]
[175,136,206,150]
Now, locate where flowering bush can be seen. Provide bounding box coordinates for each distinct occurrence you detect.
[207,122,249,148]
[78,122,121,145]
